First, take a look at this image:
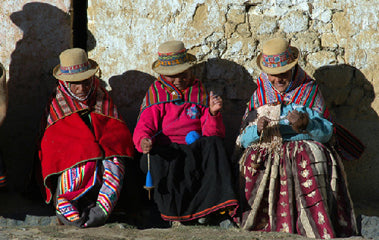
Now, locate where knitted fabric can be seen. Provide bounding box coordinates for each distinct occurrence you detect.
[139,76,208,115]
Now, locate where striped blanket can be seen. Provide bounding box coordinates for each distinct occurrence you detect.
[46,77,119,127]
[139,75,208,114]
[249,66,328,117]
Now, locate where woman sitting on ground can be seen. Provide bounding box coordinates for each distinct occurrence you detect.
[133,40,238,226]
[236,38,363,238]
[38,48,134,227]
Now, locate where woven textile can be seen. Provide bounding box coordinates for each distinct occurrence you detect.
[39,77,134,204]
[239,139,357,238]
[247,66,364,161]
[139,76,208,114]
[0,156,6,188]
[56,158,125,223]
[158,48,187,66]
[97,158,125,215]
[0,175,5,188]
[248,66,327,117]
[46,77,119,127]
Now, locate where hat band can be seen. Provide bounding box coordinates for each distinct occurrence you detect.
[59,61,91,75]
[158,48,188,67]
[262,48,293,68]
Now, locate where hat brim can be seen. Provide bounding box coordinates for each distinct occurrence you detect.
[152,54,197,76]
[53,59,99,82]
[257,46,299,75]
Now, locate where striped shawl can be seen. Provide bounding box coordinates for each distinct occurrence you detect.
[246,66,364,161]
[139,75,208,115]
[46,77,120,127]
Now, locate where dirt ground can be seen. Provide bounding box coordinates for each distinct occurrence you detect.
[0,223,367,240]
[0,191,370,240]
[0,160,374,240]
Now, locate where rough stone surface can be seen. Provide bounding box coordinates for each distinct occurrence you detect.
[0,0,379,231]
[0,0,71,191]
[85,0,379,212]
[360,215,379,240]
[279,11,309,33]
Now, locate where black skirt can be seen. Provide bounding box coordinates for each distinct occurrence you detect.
[0,153,6,188]
[140,136,238,222]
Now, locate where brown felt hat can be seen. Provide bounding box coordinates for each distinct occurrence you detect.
[152,40,197,76]
[53,48,99,82]
[257,38,299,75]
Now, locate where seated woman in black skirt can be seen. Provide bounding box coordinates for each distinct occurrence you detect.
[133,40,238,226]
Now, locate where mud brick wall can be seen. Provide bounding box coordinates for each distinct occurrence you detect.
[87,0,379,211]
[0,0,378,214]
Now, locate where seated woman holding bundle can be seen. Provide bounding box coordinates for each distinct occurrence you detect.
[38,48,134,227]
[133,40,238,226]
[236,38,363,238]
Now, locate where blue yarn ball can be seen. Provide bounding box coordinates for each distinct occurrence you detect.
[185,131,201,145]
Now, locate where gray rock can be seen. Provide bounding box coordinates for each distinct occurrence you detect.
[360,215,379,240]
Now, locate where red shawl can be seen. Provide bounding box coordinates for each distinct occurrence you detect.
[39,77,134,203]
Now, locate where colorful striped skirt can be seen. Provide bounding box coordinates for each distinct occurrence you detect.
[238,140,357,239]
[55,157,125,227]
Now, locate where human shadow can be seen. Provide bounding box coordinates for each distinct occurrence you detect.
[107,59,255,227]
[0,2,96,220]
[108,70,155,130]
[314,64,379,217]
[108,59,256,149]
[108,70,158,228]
[196,58,256,154]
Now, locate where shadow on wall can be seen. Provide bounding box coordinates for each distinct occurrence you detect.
[197,58,256,154]
[109,58,256,154]
[108,70,156,131]
[314,64,377,123]
[314,64,379,211]
[106,59,255,225]
[0,3,89,193]
[107,71,155,226]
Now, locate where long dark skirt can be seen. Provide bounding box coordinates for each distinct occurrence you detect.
[140,136,238,222]
[0,153,6,188]
[239,140,357,239]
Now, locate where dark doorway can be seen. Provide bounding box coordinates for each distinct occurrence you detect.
[72,0,87,50]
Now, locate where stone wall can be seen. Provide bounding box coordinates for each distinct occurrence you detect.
[87,0,379,212]
[0,0,378,215]
[0,0,71,190]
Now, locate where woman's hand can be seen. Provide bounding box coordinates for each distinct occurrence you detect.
[140,138,153,154]
[287,110,309,133]
[209,91,223,116]
[257,116,271,134]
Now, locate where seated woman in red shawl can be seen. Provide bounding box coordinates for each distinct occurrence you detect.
[38,48,134,227]
[236,38,364,238]
[133,41,238,227]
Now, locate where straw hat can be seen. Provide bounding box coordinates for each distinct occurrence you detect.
[256,38,299,75]
[53,48,99,82]
[152,40,197,76]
